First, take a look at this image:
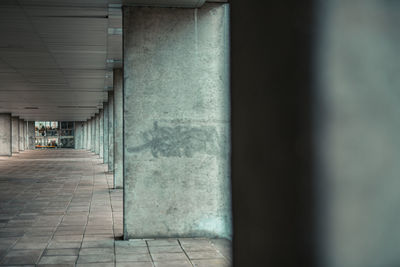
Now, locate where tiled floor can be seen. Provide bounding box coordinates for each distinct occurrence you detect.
[0,149,231,267]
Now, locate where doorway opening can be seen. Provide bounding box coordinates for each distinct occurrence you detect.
[35,121,75,148]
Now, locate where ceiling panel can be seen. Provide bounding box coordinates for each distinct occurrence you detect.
[0,1,122,121]
[0,0,210,121]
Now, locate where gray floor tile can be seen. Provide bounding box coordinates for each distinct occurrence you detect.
[186,250,225,260]
[116,253,152,262]
[153,260,192,267]
[148,246,183,253]
[192,259,231,267]
[38,255,78,264]
[77,254,115,263]
[150,252,188,261]
[79,247,114,255]
[0,150,232,267]
[44,248,80,256]
[1,249,43,265]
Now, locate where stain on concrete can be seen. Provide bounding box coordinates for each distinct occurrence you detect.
[127,121,219,157]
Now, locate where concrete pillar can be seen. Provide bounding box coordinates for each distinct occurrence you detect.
[103,103,109,164]
[95,114,100,155]
[85,121,89,149]
[99,109,104,158]
[123,4,231,239]
[27,121,35,149]
[87,119,92,151]
[75,122,84,149]
[82,121,87,149]
[85,121,88,150]
[108,91,114,172]
[0,114,12,156]
[91,118,95,152]
[11,117,19,153]
[23,121,27,150]
[113,69,123,188]
[18,119,24,151]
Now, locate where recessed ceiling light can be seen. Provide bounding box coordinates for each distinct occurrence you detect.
[106,59,122,64]
[108,28,123,35]
[58,106,97,109]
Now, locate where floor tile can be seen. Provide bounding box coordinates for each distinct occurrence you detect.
[1,249,43,265]
[153,260,192,267]
[45,248,80,256]
[116,253,152,262]
[77,254,115,263]
[0,150,232,267]
[38,255,78,264]
[151,252,188,261]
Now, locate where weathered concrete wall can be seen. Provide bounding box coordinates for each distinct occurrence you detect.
[75,122,84,149]
[0,114,12,156]
[103,103,109,164]
[11,117,19,153]
[99,109,104,158]
[315,1,400,267]
[108,91,114,172]
[123,4,231,239]
[18,119,24,151]
[27,121,35,149]
[114,69,123,188]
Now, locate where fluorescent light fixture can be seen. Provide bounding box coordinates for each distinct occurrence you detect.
[108,28,123,35]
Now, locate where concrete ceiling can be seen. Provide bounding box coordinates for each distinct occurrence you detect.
[0,0,216,122]
[0,0,122,121]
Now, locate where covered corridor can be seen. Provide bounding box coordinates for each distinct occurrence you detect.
[2,0,400,266]
[0,150,231,266]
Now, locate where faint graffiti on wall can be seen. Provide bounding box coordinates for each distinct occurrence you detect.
[0,136,9,145]
[127,121,220,157]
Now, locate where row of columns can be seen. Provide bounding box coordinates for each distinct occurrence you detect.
[0,115,34,156]
[74,68,123,189]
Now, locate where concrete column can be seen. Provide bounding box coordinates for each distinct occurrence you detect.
[82,121,87,149]
[87,120,92,151]
[95,114,100,155]
[91,118,95,152]
[92,118,95,152]
[11,117,19,153]
[23,121,27,150]
[113,69,123,188]
[75,122,84,149]
[108,91,114,172]
[0,114,12,156]
[27,121,35,149]
[123,4,231,239]
[99,109,104,158]
[85,120,89,150]
[103,103,109,164]
[18,119,24,151]
[86,121,89,149]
